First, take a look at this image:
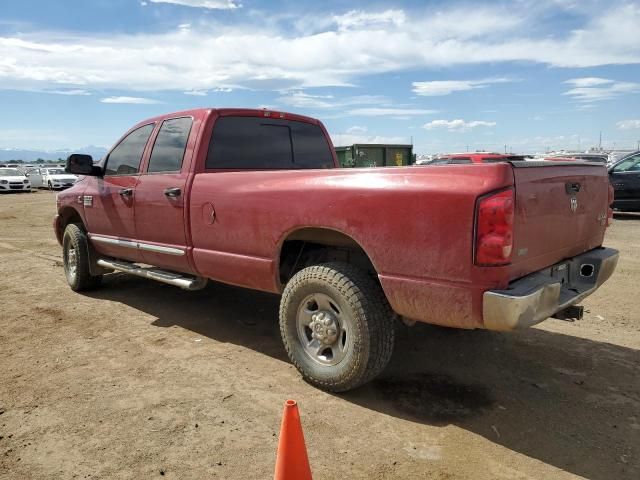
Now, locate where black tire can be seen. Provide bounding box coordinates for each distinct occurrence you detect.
[62,223,102,291]
[279,262,395,392]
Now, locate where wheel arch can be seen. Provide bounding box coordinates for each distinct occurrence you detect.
[56,206,85,243]
[276,226,379,288]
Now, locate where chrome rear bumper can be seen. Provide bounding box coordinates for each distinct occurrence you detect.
[483,247,619,331]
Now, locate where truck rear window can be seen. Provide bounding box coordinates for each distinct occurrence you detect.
[206,116,334,169]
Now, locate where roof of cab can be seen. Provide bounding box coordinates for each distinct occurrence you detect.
[132,108,322,129]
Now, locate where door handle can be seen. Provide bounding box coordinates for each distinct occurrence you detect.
[565,182,581,194]
[164,187,182,198]
[119,188,133,197]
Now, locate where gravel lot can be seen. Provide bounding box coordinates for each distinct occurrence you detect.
[1,190,639,479]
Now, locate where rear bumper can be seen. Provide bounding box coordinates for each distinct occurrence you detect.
[483,247,619,331]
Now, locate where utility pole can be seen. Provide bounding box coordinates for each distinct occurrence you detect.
[504,144,507,154]
[465,145,469,152]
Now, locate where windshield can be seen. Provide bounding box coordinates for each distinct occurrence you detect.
[46,168,65,175]
[0,168,21,176]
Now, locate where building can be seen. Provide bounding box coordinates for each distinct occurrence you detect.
[335,144,414,168]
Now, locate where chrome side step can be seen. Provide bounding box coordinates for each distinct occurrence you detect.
[97,259,208,291]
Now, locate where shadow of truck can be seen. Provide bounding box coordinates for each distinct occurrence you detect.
[87,274,640,480]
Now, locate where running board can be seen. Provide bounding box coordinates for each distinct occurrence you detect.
[97,259,208,291]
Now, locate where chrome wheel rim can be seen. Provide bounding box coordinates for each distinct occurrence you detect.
[296,293,349,366]
[65,245,77,282]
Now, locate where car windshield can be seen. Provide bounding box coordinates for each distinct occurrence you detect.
[0,168,21,176]
[46,168,65,175]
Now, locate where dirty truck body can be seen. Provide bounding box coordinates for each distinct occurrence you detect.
[54,108,618,392]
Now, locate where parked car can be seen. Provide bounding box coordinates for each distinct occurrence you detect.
[0,167,31,192]
[27,167,78,189]
[54,108,618,392]
[428,153,528,164]
[546,152,609,163]
[609,151,640,211]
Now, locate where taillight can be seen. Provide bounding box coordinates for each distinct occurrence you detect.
[607,183,614,227]
[475,189,514,266]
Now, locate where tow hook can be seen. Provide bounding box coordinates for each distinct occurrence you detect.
[552,305,584,321]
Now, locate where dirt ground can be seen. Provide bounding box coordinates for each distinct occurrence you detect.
[0,190,638,480]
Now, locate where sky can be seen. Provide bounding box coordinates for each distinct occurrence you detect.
[0,0,639,155]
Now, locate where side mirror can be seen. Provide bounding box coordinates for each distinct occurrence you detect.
[66,154,101,176]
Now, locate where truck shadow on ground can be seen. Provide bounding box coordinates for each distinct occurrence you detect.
[613,211,640,221]
[88,274,639,480]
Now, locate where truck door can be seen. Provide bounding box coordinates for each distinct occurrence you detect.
[133,116,195,273]
[610,154,640,211]
[83,123,155,263]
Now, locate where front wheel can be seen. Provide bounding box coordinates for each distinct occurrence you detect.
[279,262,395,392]
[62,224,102,291]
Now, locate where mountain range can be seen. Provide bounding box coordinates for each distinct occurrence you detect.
[0,146,108,162]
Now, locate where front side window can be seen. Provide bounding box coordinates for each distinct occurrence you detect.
[104,124,155,176]
[613,155,640,173]
[206,116,333,169]
[147,117,193,173]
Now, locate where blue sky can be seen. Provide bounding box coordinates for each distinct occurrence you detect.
[1,0,639,154]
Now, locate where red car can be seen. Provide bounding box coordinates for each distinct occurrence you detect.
[429,153,528,164]
[54,108,618,392]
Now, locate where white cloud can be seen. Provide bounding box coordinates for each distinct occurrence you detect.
[47,89,91,96]
[564,77,640,102]
[278,91,335,109]
[412,78,511,96]
[330,133,410,147]
[149,0,240,9]
[0,5,638,93]
[214,87,233,92]
[617,120,640,130]
[278,92,388,110]
[333,10,406,31]
[183,89,207,96]
[100,96,162,104]
[346,126,367,134]
[565,77,611,88]
[423,119,496,131]
[350,108,437,117]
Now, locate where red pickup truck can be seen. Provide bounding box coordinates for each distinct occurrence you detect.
[55,108,619,392]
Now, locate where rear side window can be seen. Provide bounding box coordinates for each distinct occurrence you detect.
[148,117,193,173]
[105,124,154,176]
[206,116,333,169]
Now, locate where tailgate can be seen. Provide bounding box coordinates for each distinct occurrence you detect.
[509,161,610,280]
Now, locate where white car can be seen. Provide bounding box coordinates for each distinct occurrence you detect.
[28,167,78,190]
[0,167,31,192]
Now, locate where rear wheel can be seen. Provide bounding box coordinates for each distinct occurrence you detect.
[279,262,395,392]
[63,223,102,291]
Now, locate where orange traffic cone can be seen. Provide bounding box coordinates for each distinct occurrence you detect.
[274,400,313,480]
